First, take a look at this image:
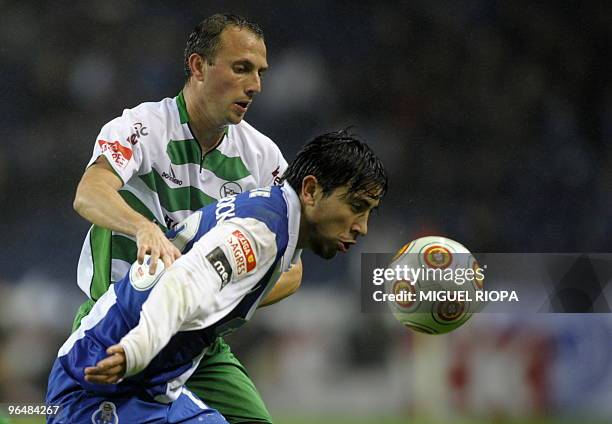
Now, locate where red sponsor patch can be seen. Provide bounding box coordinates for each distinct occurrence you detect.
[98,139,133,168]
[226,230,256,276]
[233,230,256,272]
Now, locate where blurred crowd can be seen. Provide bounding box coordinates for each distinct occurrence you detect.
[1,1,611,421]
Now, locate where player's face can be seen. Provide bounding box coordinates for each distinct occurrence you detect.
[199,26,268,126]
[304,185,381,259]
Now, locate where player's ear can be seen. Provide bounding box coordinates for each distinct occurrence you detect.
[301,175,319,206]
[188,53,208,82]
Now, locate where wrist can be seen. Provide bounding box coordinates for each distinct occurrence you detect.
[133,216,159,235]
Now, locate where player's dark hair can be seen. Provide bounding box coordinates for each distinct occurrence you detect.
[282,130,388,201]
[184,13,264,82]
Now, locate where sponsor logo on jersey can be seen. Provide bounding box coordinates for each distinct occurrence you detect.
[271,166,282,185]
[91,401,118,424]
[162,166,183,185]
[226,229,256,276]
[220,181,242,197]
[165,215,176,229]
[126,122,148,145]
[98,139,133,168]
[206,247,232,290]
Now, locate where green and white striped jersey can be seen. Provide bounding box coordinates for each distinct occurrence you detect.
[77,92,287,300]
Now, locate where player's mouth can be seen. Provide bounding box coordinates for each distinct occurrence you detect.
[233,101,251,113]
[337,240,355,253]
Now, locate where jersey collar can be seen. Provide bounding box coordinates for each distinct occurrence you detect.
[176,90,230,142]
[280,182,302,271]
[176,91,190,124]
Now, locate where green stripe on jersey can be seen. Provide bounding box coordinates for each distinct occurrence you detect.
[89,225,112,301]
[202,150,250,181]
[111,235,138,263]
[139,170,216,212]
[119,190,166,230]
[167,139,201,165]
[167,139,250,181]
[176,91,190,124]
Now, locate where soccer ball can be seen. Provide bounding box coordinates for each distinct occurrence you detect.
[385,236,484,334]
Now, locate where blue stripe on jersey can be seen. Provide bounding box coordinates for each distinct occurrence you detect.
[50,186,290,401]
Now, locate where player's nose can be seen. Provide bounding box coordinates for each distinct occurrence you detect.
[245,73,262,96]
[352,214,368,237]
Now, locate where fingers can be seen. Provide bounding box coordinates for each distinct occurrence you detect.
[106,344,125,356]
[148,249,160,275]
[137,244,146,265]
[84,364,124,384]
[136,223,182,275]
[161,244,182,269]
[170,244,182,260]
[84,345,126,385]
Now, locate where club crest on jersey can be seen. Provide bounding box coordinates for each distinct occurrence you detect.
[206,247,232,290]
[91,401,118,424]
[220,181,242,197]
[226,230,256,277]
[98,139,133,169]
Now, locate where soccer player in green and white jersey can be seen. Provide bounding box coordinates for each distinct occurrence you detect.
[71,14,301,424]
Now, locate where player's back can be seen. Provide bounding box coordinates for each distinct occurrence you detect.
[48,184,300,404]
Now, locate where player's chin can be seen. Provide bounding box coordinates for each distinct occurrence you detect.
[312,244,337,260]
[228,111,245,124]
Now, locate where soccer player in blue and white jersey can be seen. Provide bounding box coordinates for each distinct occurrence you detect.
[46,131,387,424]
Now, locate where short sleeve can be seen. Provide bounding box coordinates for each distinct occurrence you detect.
[87,111,146,185]
[258,145,288,187]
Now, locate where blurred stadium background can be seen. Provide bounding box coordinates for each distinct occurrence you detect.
[1,1,611,423]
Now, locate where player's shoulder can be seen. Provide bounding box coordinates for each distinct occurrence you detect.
[118,96,177,127]
[234,186,288,228]
[229,120,282,157]
[99,96,180,150]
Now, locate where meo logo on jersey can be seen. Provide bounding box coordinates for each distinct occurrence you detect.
[98,139,133,168]
[227,230,257,277]
[206,247,232,290]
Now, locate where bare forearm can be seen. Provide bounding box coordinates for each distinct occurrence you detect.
[74,159,180,272]
[74,178,151,236]
[259,259,303,307]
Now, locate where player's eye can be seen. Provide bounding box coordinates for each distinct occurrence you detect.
[351,202,364,213]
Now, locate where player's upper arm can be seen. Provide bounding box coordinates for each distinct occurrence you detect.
[177,217,279,328]
[82,156,124,189]
[73,156,124,212]
[86,110,147,184]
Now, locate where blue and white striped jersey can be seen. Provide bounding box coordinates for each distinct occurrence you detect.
[48,184,301,404]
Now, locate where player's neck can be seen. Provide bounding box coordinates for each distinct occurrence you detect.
[189,120,226,154]
[183,87,226,152]
[296,214,309,250]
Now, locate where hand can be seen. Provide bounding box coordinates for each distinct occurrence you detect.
[84,344,126,384]
[136,221,181,274]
